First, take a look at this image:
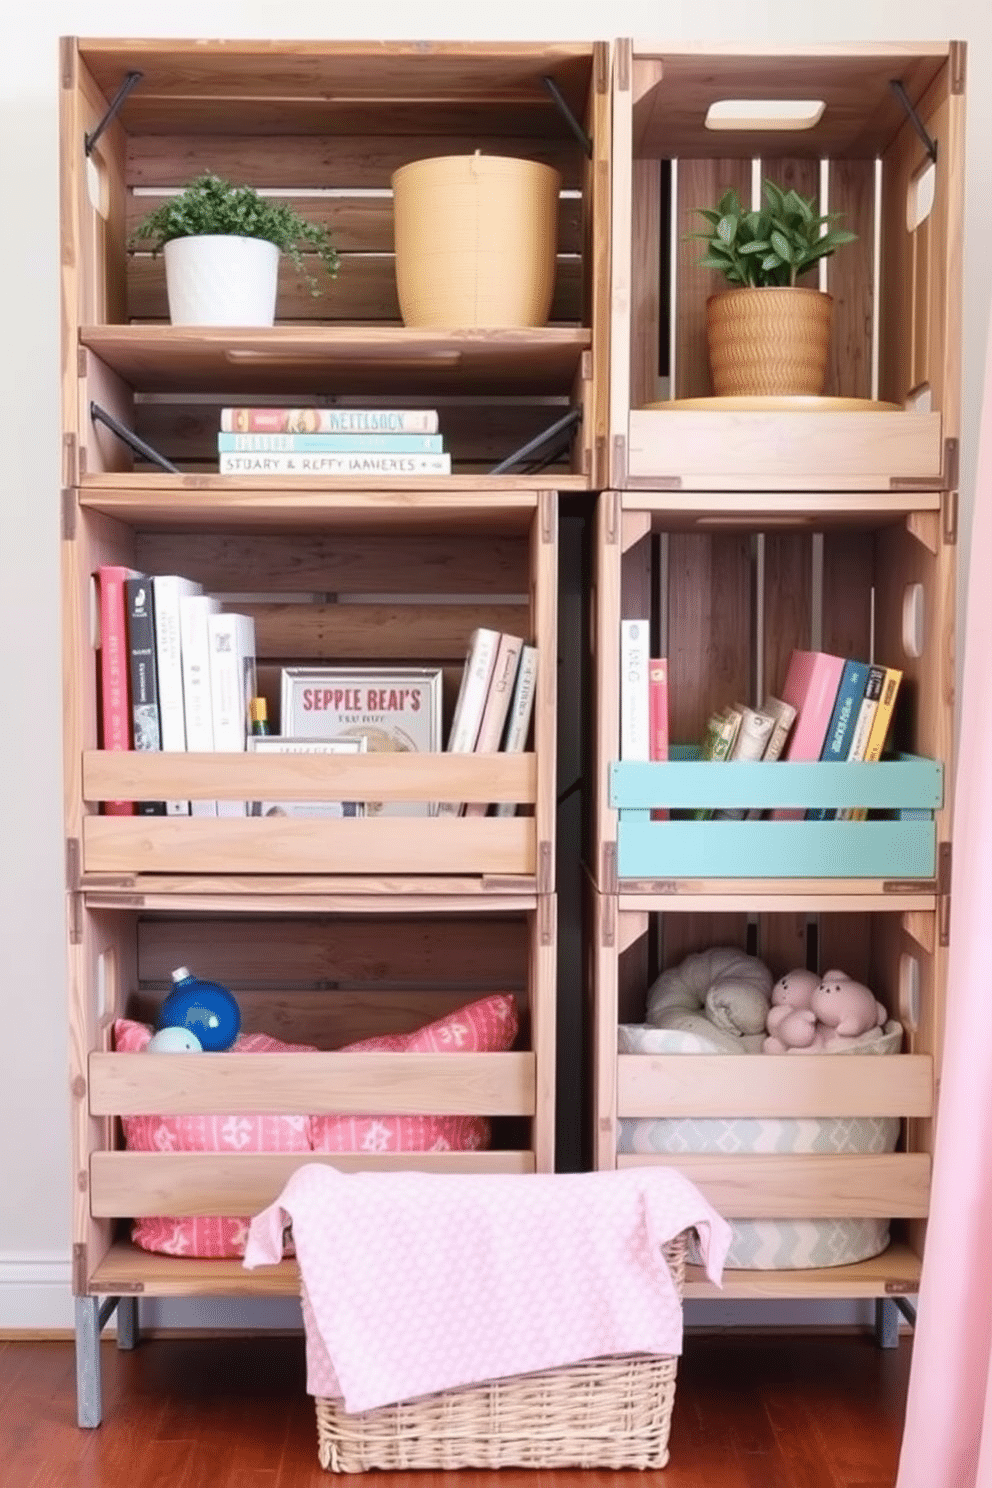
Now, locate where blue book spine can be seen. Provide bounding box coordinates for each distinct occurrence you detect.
[806,659,870,821]
[217,432,444,454]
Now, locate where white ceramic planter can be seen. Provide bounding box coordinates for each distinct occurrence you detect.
[163,234,280,326]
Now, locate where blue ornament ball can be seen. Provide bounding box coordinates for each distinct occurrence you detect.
[158,967,241,1052]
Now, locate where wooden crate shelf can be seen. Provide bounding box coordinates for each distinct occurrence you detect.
[61,37,611,485]
[609,40,964,491]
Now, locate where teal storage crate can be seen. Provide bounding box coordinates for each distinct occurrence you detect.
[609,749,943,879]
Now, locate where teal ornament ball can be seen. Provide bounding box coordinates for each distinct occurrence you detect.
[146,1026,204,1054]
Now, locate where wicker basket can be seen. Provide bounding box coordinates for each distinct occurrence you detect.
[314,1231,688,1473]
[706,286,833,396]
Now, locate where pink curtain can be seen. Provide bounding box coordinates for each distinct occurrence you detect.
[896,313,992,1488]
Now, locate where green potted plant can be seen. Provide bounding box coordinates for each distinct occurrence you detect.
[689,179,857,398]
[130,172,340,327]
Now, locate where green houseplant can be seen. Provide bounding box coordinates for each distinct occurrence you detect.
[689,179,858,398]
[131,173,340,327]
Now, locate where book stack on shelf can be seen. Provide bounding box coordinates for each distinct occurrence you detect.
[439,629,539,819]
[217,407,451,477]
[619,626,903,823]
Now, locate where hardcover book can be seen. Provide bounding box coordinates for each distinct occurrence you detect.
[806,658,870,821]
[280,666,443,818]
[218,452,451,477]
[152,574,204,816]
[846,667,904,821]
[124,575,166,816]
[96,564,141,816]
[492,645,539,820]
[835,664,885,822]
[221,407,439,434]
[463,633,524,818]
[437,629,501,818]
[773,649,846,821]
[218,432,444,454]
[207,612,257,818]
[648,658,669,822]
[248,736,367,819]
[620,620,650,762]
[179,594,222,817]
[717,703,775,820]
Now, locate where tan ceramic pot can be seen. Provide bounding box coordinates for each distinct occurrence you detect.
[391,153,561,329]
[706,286,834,397]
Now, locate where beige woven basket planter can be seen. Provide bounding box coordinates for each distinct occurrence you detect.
[706,286,833,397]
[391,153,561,329]
[313,1231,687,1473]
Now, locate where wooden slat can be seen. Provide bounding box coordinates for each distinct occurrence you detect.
[83,880,540,904]
[619,489,942,526]
[825,159,875,399]
[127,252,584,325]
[137,915,529,988]
[89,1049,535,1116]
[83,750,536,803]
[617,1053,933,1119]
[242,601,530,662]
[683,1239,921,1298]
[125,194,584,255]
[78,325,593,397]
[673,159,752,400]
[82,814,535,876]
[616,1153,931,1217]
[90,1150,535,1218]
[127,987,527,1050]
[626,409,944,487]
[666,531,751,747]
[618,889,936,912]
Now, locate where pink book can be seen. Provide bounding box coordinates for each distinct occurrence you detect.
[773,649,846,820]
[648,658,669,822]
[97,564,141,816]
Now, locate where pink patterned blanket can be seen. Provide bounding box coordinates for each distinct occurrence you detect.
[244,1164,731,1412]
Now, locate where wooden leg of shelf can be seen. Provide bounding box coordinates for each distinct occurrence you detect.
[74,1295,103,1428]
[874,1297,901,1349]
[116,1295,139,1351]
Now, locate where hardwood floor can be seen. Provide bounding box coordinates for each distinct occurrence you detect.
[0,1330,910,1486]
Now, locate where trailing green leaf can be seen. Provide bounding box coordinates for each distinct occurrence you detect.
[130,172,340,297]
[687,178,857,289]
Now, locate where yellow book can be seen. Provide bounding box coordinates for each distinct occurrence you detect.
[850,667,902,821]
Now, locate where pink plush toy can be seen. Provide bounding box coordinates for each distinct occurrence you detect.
[811,971,887,1041]
[764,970,828,1054]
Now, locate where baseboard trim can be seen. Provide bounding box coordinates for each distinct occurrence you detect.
[0,1253,74,1331]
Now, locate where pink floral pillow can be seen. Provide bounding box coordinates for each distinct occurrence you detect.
[113,1019,316,1260]
[309,994,519,1156]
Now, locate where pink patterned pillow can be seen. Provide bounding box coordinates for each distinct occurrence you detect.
[113,1018,316,1260]
[309,994,519,1156]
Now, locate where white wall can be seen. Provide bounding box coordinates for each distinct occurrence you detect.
[1,0,989,1331]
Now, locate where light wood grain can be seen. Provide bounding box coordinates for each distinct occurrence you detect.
[88,1050,536,1117]
[617,1053,933,1119]
[90,1150,534,1217]
[684,1240,921,1298]
[615,1153,930,1218]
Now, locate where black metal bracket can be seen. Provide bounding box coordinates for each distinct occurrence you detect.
[85,70,143,156]
[542,75,593,158]
[889,79,938,164]
[90,401,179,474]
[489,406,581,476]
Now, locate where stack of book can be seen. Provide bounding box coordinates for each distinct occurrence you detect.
[618,627,903,824]
[216,407,451,477]
[438,629,539,819]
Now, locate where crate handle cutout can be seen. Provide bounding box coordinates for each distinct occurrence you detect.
[85,154,108,220]
[905,382,933,413]
[705,99,825,131]
[907,157,938,231]
[96,948,116,1026]
[903,583,926,659]
[899,952,921,1032]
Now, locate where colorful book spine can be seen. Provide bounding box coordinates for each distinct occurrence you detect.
[848,667,903,822]
[806,658,870,821]
[745,695,797,820]
[493,646,539,820]
[693,707,741,820]
[463,634,524,818]
[620,620,650,763]
[218,451,451,477]
[836,665,885,821]
[179,595,221,818]
[217,432,444,454]
[221,408,439,434]
[437,629,501,817]
[96,565,140,816]
[152,574,204,816]
[124,576,166,816]
[718,704,775,820]
[648,658,669,822]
